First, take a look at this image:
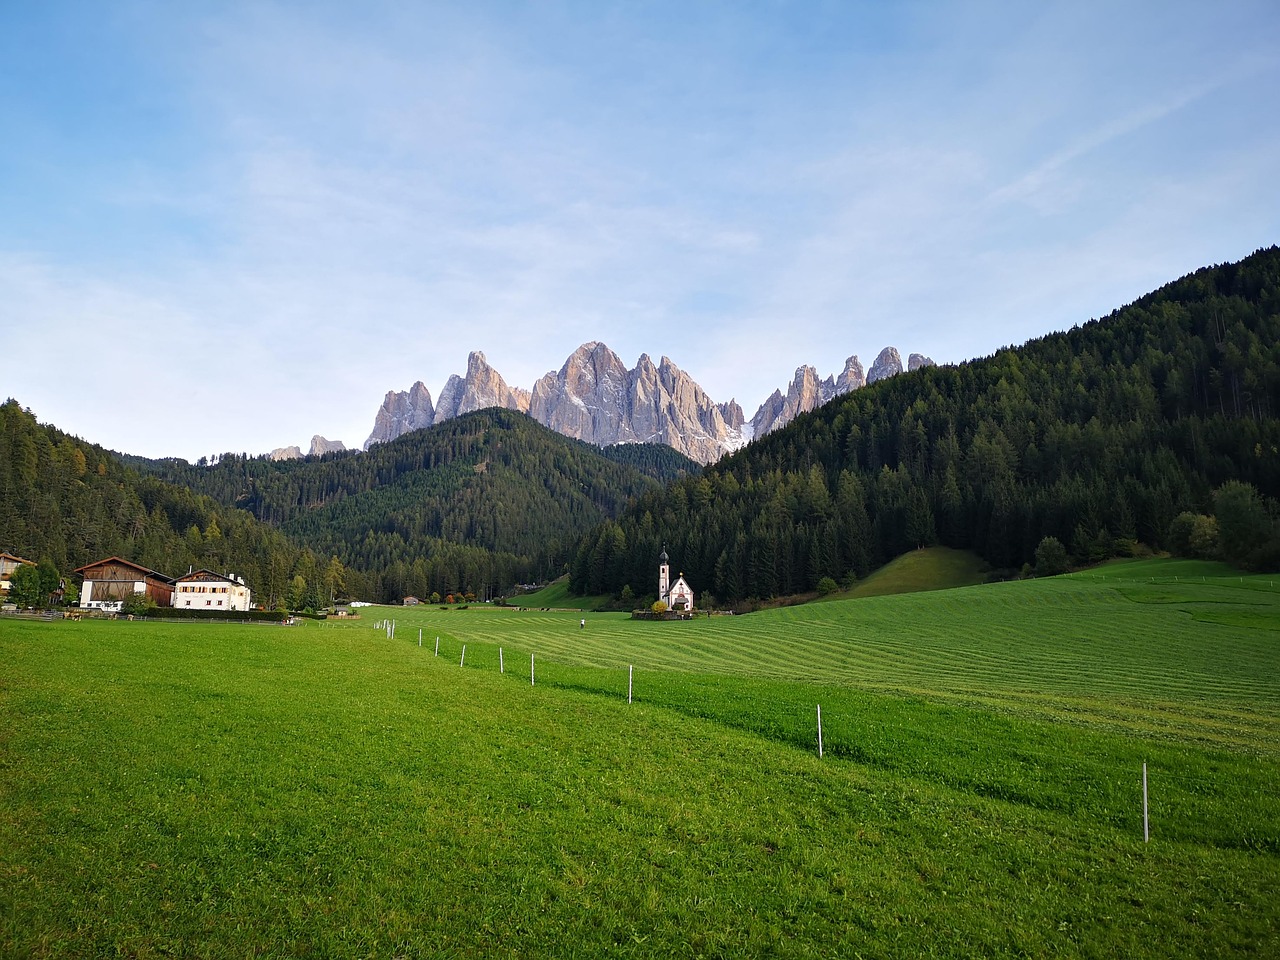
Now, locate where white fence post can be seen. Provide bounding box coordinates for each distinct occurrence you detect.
[460,644,466,667]
[817,704,824,758]
[500,647,504,674]
[628,664,633,704]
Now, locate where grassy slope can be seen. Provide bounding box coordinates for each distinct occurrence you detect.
[843,546,990,599]
[402,559,1280,749]
[509,576,610,611]
[2,559,1277,957]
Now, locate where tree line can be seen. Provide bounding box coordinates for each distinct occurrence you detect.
[0,398,337,610]
[571,247,1280,604]
[130,409,694,602]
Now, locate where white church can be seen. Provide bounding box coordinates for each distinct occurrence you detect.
[658,547,694,612]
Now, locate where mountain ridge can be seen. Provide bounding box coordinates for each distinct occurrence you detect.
[362,342,934,463]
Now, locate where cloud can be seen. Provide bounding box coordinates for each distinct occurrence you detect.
[3,1,1278,460]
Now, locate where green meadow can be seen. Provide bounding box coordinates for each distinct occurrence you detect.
[2,559,1278,957]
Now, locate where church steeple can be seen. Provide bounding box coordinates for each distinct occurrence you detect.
[658,546,670,603]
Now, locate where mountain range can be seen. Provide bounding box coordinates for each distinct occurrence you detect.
[356,343,934,464]
[4,246,1277,608]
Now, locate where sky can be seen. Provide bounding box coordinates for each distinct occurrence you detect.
[3,0,1278,462]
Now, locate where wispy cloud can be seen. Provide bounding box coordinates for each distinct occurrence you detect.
[3,1,1278,459]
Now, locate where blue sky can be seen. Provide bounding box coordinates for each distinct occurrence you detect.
[3,1,1278,461]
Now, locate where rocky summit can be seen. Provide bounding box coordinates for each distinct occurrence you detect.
[364,341,933,463]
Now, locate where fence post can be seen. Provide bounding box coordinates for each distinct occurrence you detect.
[817,704,824,758]
[628,664,633,704]
[500,647,504,674]
[460,644,466,668]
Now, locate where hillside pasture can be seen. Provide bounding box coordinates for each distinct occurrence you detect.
[2,560,1278,957]
[395,559,1280,751]
[842,546,991,599]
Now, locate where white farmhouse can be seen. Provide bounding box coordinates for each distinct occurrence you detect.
[173,569,253,611]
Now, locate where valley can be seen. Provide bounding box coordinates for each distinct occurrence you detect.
[3,559,1276,957]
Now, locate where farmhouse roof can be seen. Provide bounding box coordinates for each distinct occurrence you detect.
[175,568,241,584]
[74,556,176,584]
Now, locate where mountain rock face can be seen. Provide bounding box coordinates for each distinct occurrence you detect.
[908,352,936,372]
[310,436,347,456]
[748,354,871,440]
[270,445,303,461]
[629,353,744,464]
[365,381,436,449]
[368,342,745,463]
[718,399,745,432]
[434,351,530,424]
[529,342,633,444]
[868,347,904,384]
[363,341,933,463]
[834,355,866,394]
[529,342,744,463]
[749,365,823,438]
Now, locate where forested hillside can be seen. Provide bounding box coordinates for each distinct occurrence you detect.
[133,410,695,601]
[572,247,1280,604]
[0,399,316,607]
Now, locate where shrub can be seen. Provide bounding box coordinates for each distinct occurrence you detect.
[1034,536,1069,576]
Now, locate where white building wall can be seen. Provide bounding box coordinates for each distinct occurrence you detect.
[173,579,252,611]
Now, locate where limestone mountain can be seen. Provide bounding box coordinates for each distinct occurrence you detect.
[747,349,933,441]
[269,436,349,461]
[433,351,531,425]
[309,436,347,457]
[365,341,934,462]
[909,352,936,372]
[868,347,904,383]
[369,342,746,464]
[365,381,436,448]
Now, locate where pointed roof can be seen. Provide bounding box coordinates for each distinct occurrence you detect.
[174,568,242,584]
[74,556,176,584]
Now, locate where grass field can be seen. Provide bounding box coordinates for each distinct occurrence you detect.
[508,576,609,610]
[842,546,991,599]
[2,558,1277,957]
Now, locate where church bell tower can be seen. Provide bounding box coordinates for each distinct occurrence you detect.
[658,546,670,604]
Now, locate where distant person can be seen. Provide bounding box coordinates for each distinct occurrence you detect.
[580,618,585,629]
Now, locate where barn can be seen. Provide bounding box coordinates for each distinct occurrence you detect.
[75,557,175,612]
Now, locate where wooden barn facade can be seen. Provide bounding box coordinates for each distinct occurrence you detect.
[75,557,175,612]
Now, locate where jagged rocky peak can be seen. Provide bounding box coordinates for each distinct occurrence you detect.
[364,381,435,449]
[835,356,866,394]
[908,353,936,371]
[749,365,823,438]
[635,354,741,464]
[310,436,347,457]
[270,436,348,460]
[868,347,904,384]
[363,343,745,463]
[718,399,745,432]
[530,342,631,443]
[455,350,529,417]
[359,340,933,464]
